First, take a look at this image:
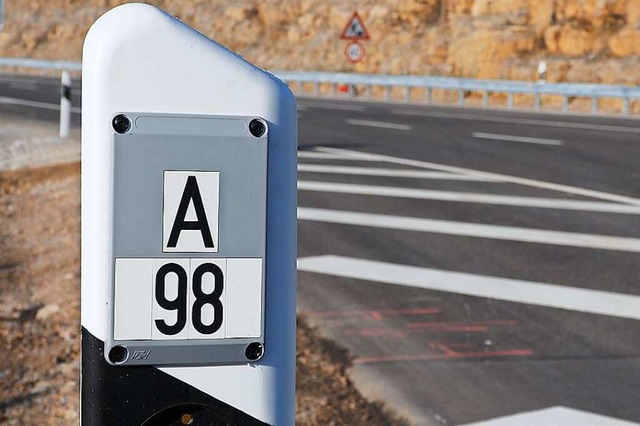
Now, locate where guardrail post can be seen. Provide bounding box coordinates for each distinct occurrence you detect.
[623,97,630,116]
[591,97,598,115]
[507,92,514,110]
[562,95,569,113]
[59,71,71,139]
[385,85,391,102]
[457,89,464,106]
[367,84,372,100]
[331,83,337,97]
[483,91,489,108]
[534,93,541,112]
[313,82,319,96]
[404,87,410,103]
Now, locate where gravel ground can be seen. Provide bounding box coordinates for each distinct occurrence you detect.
[0,160,406,425]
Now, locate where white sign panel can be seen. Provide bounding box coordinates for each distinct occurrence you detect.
[163,171,219,253]
[114,257,262,341]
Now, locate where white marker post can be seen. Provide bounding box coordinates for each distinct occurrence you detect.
[537,61,547,83]
[81,4,297,425]
[59,70,71,138]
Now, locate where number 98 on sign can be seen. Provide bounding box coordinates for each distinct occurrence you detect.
[114,257,262,341]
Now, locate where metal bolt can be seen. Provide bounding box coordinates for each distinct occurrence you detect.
[249,119,267,138]
[108,345,128,364]
[245,342,264,361]
[112,114,132,134]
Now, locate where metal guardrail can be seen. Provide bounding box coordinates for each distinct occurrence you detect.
[278,71,640,116]
[0,58,81,79]
[0,57,638,115]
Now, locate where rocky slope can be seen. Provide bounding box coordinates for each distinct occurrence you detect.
[0,0,639,85]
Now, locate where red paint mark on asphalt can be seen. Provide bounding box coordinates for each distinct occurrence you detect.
[353,341,533,365]
[353,349,534,365]
[345,319,518,338]
[406,319,518,333]
[408,319,517,328]
[345,328,408,338]
[306,307,441,321]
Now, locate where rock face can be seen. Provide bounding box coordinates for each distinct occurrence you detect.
[0,0,638,85]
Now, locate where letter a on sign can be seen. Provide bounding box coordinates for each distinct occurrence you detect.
[163,171,219,252]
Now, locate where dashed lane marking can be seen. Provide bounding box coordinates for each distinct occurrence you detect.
[298,165,500,181]
[346,119,412,130]
[297,207,640,253]
[8,82,38,91]
[472,132,562,146]
[393,108,640,135]
[297,255,640,321]
[297,181,640,214]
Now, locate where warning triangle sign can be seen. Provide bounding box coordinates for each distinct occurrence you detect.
[340,12,370,40]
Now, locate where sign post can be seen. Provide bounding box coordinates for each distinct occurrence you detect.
[81,4,297,425]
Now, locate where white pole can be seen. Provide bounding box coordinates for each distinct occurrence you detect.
[60,71,71,138]
[82,4,296,424]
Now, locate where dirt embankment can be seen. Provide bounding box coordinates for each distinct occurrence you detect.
[0,162,405,425]
[0,0,639,86]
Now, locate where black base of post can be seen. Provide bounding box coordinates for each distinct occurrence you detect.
[81,328,269,426]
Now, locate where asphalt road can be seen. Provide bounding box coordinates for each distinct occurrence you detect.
[3,75,640,425]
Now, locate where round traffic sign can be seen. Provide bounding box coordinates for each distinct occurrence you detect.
[344,41,366,63]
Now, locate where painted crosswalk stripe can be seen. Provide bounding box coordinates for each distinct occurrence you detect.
[297,181,640,215]
[297,255,640,321]
[461,406,640,426]
[297,151,348,160]
[472,132,562,146]
[297,207,640,253]
[346,119,412,131]
[316,147,640,206]
[298,165,500,182]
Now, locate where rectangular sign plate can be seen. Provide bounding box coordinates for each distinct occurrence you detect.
[106,113,267,366]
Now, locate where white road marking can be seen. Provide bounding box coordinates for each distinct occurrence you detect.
[297,151,353,160]
[317,147,640,206]
[297,165,500,182]
[0,96,81,114]
[297,181,640,214]
[297,207,640,253]
[0,76,61,86]
[302,102,366,111]
[393,108,640,135]
[8,82,37,91]
[346,119,412,131]
[461,406,640,426]
[297,255,640,321]
[472,132,562,146]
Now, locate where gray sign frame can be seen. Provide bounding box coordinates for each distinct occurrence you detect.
[105,113,268,366]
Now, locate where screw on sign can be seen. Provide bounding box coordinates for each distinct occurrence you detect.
[345,41,366,63]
